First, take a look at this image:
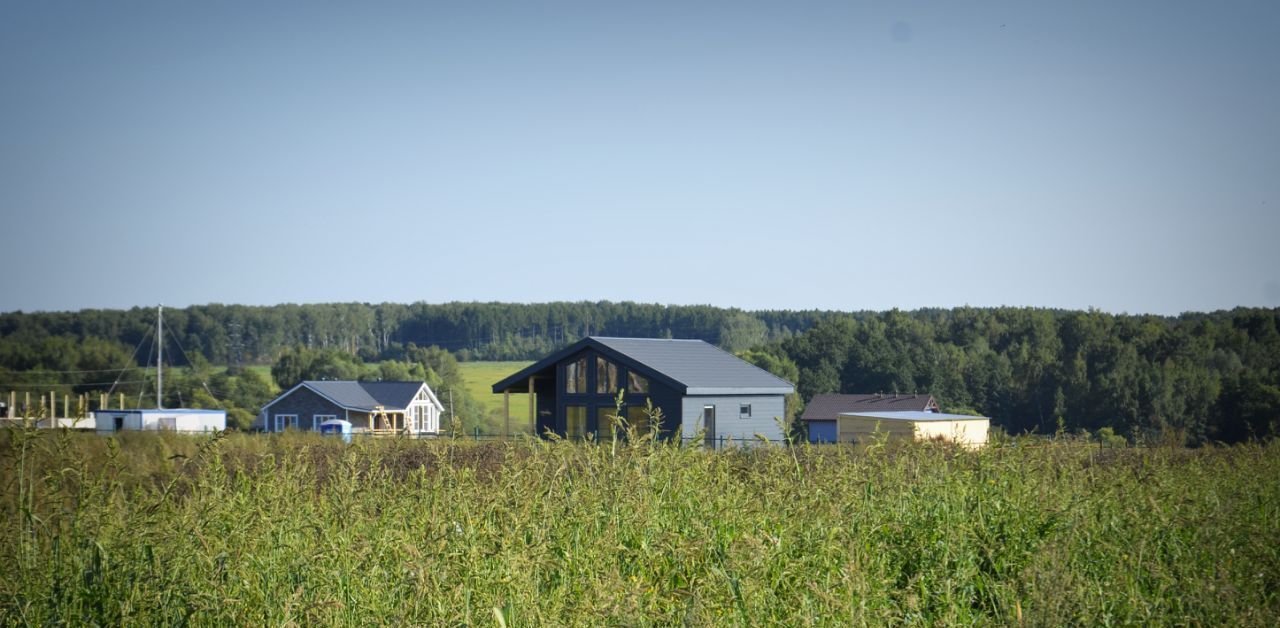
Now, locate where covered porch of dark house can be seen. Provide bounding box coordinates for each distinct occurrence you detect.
[494,372,557,438]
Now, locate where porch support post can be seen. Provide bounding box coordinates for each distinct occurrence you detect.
[503,390,510,439]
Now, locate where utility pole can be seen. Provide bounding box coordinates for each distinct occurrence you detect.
[156,304,163,409]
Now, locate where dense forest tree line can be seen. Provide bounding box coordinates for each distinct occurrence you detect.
[1,302,1277,443]
[0,302,822,368]
[756,307,1280,445]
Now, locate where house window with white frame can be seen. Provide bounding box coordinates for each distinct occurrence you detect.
[274,414,297,432]
[313,414,336,431]
[739,404,752,419]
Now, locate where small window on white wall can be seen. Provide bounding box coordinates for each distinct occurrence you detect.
[739,404,752,419]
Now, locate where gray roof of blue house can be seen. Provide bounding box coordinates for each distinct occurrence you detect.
[302,381,427,411]
[493,336,795,395]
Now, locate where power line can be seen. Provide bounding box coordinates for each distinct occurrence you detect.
[165,324,197,367]
[0,366,145,375]
[0,379,150,388]
[109,324,154,399]
[137,328,158,409]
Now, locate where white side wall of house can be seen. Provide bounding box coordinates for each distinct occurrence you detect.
[680,395,786,447]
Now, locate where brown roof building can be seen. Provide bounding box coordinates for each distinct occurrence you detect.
[800,393,939,422]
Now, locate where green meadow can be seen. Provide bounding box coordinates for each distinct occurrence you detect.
[1,427,1277,625]
[458,361,533,433]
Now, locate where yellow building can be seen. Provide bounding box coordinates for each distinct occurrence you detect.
[836,411,990,449]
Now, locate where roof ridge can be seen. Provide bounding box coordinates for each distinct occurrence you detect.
[590,336,701,342]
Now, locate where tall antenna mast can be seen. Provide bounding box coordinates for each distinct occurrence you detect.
[156,304,163,409]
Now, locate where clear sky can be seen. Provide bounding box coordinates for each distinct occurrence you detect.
[2,1,1277,315]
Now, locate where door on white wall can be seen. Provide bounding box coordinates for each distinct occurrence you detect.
[703,405,716,447]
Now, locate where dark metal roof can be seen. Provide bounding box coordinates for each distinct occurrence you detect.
[837,410,986,422]
[492,336,795,395]
[303,381,427,411]
[593,337,794,394]
[356,382,429,409]
[801,393,939,421]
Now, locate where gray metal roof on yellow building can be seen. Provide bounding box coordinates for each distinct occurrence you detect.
[837,411,989,422]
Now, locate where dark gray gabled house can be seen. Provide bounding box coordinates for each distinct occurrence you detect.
[492,336,795,446]
[255,380,444,434]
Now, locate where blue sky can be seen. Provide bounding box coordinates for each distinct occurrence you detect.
[2,1,1277,315]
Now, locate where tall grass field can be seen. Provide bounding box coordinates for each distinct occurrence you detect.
[1,428,1277,625]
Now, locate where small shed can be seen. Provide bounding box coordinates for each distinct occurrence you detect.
[833,411,990,448]
[802,393,940,443]
[94,408,226,434]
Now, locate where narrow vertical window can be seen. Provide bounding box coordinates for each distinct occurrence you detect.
[625,406,651,436]
[565,357,588,394]
[596,357,618,394]
[596,407,617,442]
[566,405,587,439]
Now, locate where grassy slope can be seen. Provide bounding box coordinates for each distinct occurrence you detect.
[2,431,1278,625]
[458,361,533,428]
